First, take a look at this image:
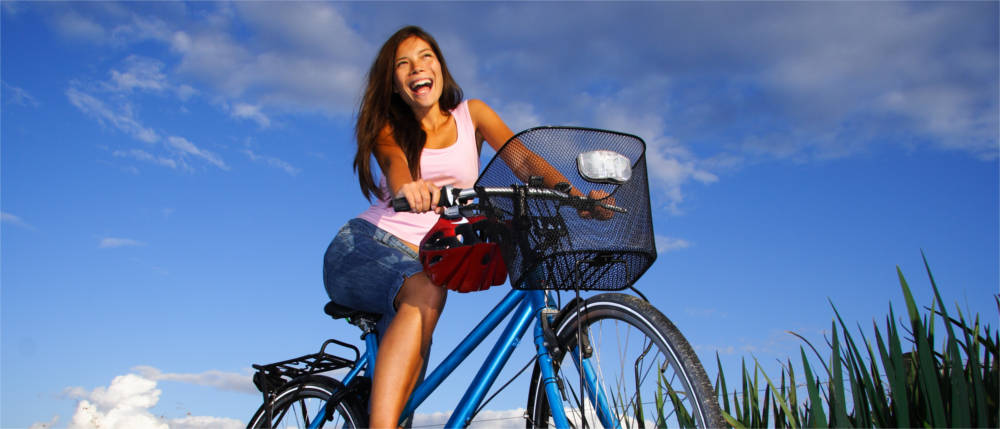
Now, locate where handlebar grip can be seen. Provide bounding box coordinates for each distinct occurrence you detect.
[391,185,458,212]
[391,197,411,212]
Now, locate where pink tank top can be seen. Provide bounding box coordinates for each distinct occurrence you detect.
[358,100,479,245]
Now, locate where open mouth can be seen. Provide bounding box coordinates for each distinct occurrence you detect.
[409,79,433,95]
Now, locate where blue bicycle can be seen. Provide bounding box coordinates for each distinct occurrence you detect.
[248,127,724,428]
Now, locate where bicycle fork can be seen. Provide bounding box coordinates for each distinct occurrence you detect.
[537,293,621,429]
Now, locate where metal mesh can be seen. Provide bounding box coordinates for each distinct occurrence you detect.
[476,127,656,291]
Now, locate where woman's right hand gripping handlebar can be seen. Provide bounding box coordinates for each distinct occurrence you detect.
[394,179,442,214]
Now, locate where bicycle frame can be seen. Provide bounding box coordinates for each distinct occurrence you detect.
[316,286,620,429]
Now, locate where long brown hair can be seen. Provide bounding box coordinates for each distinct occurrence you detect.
[353,26,463,202]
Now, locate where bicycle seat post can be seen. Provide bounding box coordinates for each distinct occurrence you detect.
[348,316,378,341]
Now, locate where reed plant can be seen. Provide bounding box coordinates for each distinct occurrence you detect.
[714,255,998,428]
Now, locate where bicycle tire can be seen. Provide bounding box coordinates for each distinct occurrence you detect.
[526,293,724,428]
[247,375,368,429]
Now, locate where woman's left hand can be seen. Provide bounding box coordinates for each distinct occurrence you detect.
[579,189,615,220]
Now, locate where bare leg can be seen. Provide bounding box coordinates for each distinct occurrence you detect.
[369,272,446,428]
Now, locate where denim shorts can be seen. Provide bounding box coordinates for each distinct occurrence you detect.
[323,218,424,336]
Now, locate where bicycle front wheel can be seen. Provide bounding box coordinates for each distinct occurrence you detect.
[247,375,368,429]
[526,293,724,428]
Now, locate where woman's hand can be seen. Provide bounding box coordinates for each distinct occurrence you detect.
[395,179,441,213]
[579,189,615,220]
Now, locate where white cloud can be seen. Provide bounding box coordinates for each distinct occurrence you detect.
[411,408,527,428]
[113,149,178,169]
[66,374,168,429]
[99,237,146,249]
[132,366,255,395]
[67,87,160,144]
[745,3,998,159]
[3,81,40,107]
[230,103,271,128]
[655,235,691,253]
[55,372,244,429]
[28,415,58,429]
[234,2,371,60]
[111,13,175,46]
[108,56,169,93]
[154,3,368,115]
[169,416,244,429]
[2,211,35,230]
[695,344,737,355]
[494,102,541,135]
[243,149,301,176]
[54,11,107,43]
[165,136,229,171]
[67,54,228,172]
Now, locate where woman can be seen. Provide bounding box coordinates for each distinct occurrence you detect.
[322,26,518,428]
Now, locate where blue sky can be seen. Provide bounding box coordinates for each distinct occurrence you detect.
[2,1,997,428]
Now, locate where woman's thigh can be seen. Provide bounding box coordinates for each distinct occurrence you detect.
[323,218,423,334]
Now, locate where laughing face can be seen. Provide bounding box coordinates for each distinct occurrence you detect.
[393,36,444,114]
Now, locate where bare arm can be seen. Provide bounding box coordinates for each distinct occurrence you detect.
[372,127,441,213]
[469,99,567,189]
[469,99,613,219]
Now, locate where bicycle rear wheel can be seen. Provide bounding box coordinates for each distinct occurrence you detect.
[247,375,368,429]
[526,293,724,428]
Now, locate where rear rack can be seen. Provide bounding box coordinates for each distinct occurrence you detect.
[252,339,359,394]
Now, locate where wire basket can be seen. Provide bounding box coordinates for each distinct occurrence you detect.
[476,127,656,291]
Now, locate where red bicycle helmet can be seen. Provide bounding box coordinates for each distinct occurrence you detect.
[419,215,508,293]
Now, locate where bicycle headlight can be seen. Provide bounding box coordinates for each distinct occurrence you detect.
[576,150,632,184]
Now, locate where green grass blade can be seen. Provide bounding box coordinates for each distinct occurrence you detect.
[831,300,880,426]
[787,359,802,426]
[743,358,755,426]
[755,358,799,429]
[752,362,762,428]
[762,377,771,428]
[655,373,667,429]
[964,311,988,427]
[862,323,889,426]
[662,371,696,428]
[898,266,947,426]
[922,254,971,428]
[716,353,732,416]
[829,322,850,427]
[721,410,747,429]
[777,366,788,429]
[800,347,828,428]
[886,305,911,428]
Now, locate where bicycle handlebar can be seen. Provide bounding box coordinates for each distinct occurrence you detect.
[390,185,626,214]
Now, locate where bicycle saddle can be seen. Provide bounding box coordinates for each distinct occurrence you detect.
[323,301,379,322]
